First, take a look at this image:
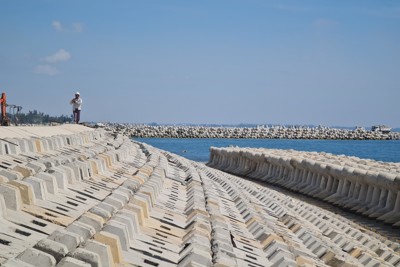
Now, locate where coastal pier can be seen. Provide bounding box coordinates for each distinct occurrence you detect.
[0,125,399,266]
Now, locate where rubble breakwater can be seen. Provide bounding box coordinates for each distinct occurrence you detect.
[101,124,400,140]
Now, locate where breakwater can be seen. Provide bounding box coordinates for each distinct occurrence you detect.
[102,123,400,140]
[1,124,400,266]
[208,146,400,227]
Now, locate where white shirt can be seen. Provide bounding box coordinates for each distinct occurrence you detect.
[71,97,82,110]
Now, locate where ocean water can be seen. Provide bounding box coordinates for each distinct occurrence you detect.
[134,138,400,163]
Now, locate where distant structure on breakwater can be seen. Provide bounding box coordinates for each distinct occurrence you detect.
[98,123,400,140]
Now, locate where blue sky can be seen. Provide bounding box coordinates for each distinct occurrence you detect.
[1,0,399,127]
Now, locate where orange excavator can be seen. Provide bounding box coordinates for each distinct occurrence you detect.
[1,92,10,126]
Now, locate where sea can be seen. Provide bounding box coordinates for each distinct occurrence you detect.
[134,138,400,163]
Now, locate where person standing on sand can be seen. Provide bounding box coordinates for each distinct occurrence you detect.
[70,92,82,124]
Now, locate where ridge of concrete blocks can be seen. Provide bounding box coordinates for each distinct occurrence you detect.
[208,147,400,227]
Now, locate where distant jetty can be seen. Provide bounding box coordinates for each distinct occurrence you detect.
[98,124,400,140]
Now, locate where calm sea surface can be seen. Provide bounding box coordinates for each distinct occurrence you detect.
[134,138,400,163]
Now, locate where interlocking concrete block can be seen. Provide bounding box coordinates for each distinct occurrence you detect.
[8,179,35,204]
[24,176,48,200]
[77,212,105,232]
[0,194,7,218]
[35,172,59,194]
[47,167,68,189]
[258,233,285,250]
[89,206,112,220]
[0,169,23,181]
[57,256,91,267]
[270,256,297,267]
[89,160,100,175]
[48,230,84,252]
[12,165,33,178]
[2,139,21,154]
[125,204,146,226]
[103,220,131,251]
[114,186,133,199]
[264,240,290,258]
[84,240,115,267]
[96,202,117,216]
[16,247,56,267]
[213,252,237,267]
[26,161,46,173]
[71,248,101,267]
[178,244,213,267]
[110,190,130,205]
[94,231,123,264]
[112,215,136,241]
[1,258,36,267]
[66,163,82,182]
[33,238,68,263]
[131,196,151,219]
[58,165,78,184]
[66,221,96,241]
[104,196,124,210]
[0,183,22,210]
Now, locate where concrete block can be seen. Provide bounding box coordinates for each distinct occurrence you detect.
[57,256,91,267]
[0,169,23,181]
[94,231,123,264]
[103,220,131,251]
[26,161,46,173]
[48,230,84,252]
[66,221,96,241]
[16,247,56,267]
[33,238,68,263]
[77,212,105,232]
[89,206,112,220]
[270,256,297,267]
[112,215,136,241]
[0,194,7,218]
[0,183,22,210]
[12,165,33,178]
[24,176,48,200]
[111,190,130,204]
[1,258,36,267]
[96,202,117,216]
[71,248,101,267]
[9,180,36,205]
[103,196,124,210]
[47,167,68,189]
[84,240,115,267]
[58,165,78,184]
[35,172,58,194]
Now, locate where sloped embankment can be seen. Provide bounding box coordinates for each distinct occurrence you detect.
[0,125,398,266]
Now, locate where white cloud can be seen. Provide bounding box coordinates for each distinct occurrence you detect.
[52,20,84,33]
[34,64,59,76]
[44,49,71,63]
[52,20,63,31]
[73,23,83,33]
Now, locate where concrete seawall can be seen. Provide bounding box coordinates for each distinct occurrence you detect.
[110,124,400,140]
[208,147,400,227]
[0,124,399,266]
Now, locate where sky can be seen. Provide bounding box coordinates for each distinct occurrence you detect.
[0,0,399,127]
